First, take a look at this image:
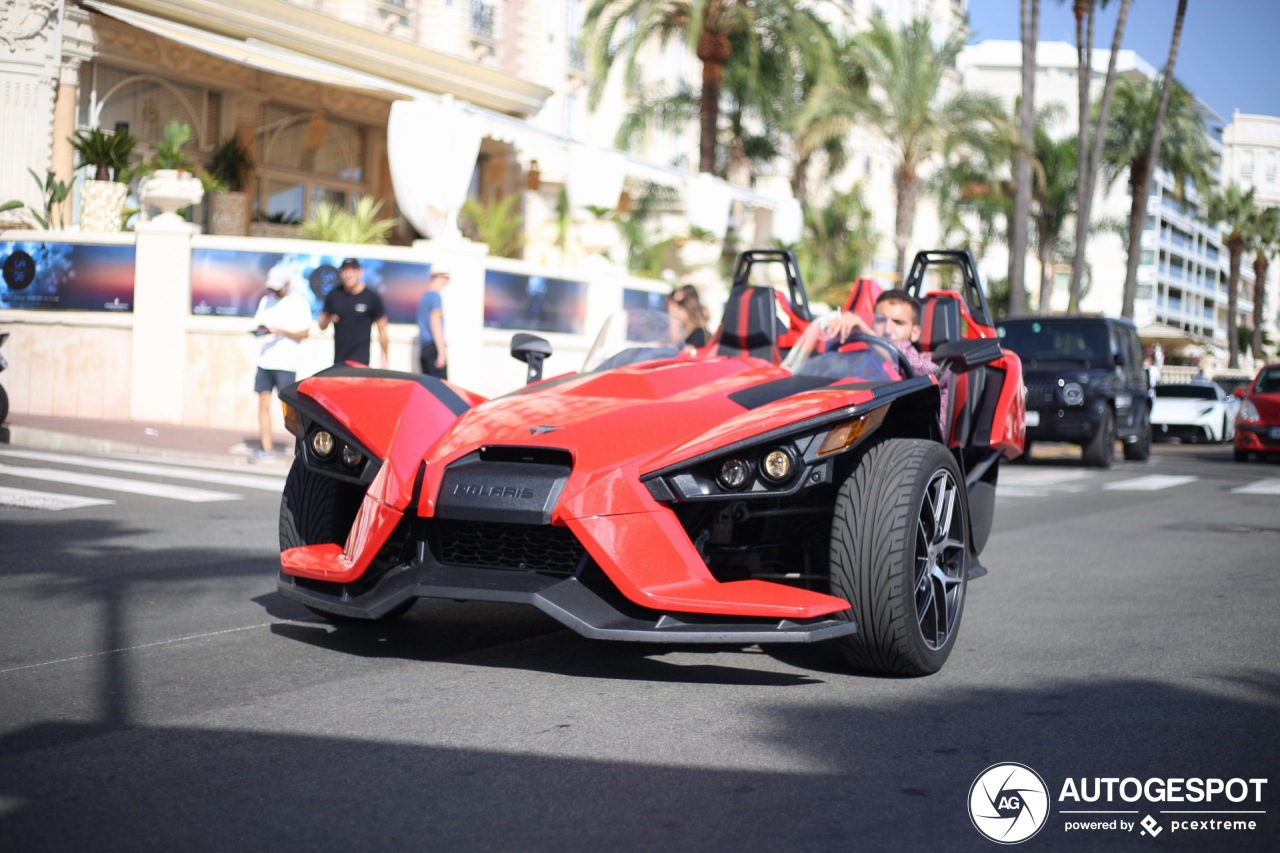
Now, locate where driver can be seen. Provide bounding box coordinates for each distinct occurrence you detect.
[833,290,950,432]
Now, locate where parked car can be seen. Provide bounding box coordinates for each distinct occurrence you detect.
[1151,382,1237,443]
[1233,363,1280,462]
[995,316,1151,467]
[275,249,1025,676]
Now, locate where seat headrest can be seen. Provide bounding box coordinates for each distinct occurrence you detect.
[716,286,781,363]
[921,294,962,351]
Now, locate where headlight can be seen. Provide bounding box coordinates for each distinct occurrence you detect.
[1061,381,1085,406]
[760,448,795,483]
[717,457,750,490]
[341,444,363,468]
[311,430,336,458]
[1239,400,1260,422]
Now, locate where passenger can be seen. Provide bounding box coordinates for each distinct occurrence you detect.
[667,284,711,348]
[834,290,950,432]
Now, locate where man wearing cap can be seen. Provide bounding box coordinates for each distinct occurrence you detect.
[319,258,389,368]
[252,264,312,461]
[416,267,450,378]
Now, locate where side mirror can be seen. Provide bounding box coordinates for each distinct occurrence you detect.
[1234,387,1246,399]
[511,333,552,384]
[931,337,1003,373]
[1113,350,1127,367]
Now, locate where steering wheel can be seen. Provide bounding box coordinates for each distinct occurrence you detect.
[836,331,916,379]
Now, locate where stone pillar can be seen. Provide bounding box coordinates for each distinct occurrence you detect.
[0,0,64,215]
[130,218,195,423]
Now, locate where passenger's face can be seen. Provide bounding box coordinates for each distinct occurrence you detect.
[872,300,920,343]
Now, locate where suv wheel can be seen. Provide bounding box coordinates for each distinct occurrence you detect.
[1082,407,1115,468]
[1122,407,1151,462]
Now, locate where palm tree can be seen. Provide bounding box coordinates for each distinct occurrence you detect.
[1101,76,1215,317]
[583,0,834,177]
[1119,0,1189,319]
[801,15,1004,279]
[1202,184,1256,369]
[1031,128,1078,313]
[1245,206,1280,361]
[1067,0,1133,312]
[798,186,879,307]
[1010,0,1041,316]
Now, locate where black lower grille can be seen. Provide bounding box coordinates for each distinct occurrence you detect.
[1025,380,1057,407]
[435,520,586,577]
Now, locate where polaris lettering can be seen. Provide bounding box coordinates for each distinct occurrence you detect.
[1058,777,1267,803]
[452,483,535,500]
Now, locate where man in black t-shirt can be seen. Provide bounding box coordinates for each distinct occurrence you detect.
[319,258,389,366]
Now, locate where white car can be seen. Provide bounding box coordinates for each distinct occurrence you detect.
[1151,382,1238,443]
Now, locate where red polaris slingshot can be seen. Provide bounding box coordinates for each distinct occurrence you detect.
[276,250,1025,675]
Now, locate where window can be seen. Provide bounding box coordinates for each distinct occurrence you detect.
[255,104,366,223]
[1241,149,1254,176]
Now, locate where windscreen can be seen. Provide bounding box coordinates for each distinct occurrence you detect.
[996,321,1111,368]
[1155,384,1217,400]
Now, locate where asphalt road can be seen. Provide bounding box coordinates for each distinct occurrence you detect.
[0,443,1277,852]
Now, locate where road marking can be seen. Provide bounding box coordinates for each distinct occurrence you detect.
[0,620,327,676]
[0,449,286,491]
[1232,479,1280,495]
[998,469,1092,486]
[0,485,114,511]
[0,463,241,502]
[1102,474,1198,491]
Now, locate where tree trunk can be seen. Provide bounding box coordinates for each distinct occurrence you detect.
[1121,160,1151,320]
[1069,1,1092,311]
[1253,253,1268,360]
[1038,235,1054,313]
[1009,0,1039,317]
[1069,0,1133,312]
[1227,241,1243,368]
[1121,0,1187,319]
[696,30,732,175]
[894,164,918,281]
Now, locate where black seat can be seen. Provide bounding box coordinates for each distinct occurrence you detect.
[715,286,781,363]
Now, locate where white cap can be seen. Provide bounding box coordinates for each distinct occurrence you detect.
[265,266,291,291]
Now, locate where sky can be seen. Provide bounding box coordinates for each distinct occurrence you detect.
[965,1,1280,127]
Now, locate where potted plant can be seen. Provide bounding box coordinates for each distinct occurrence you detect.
[206,135,255,235]
[138,120,205,223]
[70,126,136,232]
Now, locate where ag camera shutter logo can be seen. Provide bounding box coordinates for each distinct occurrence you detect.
[969,763,1050,844]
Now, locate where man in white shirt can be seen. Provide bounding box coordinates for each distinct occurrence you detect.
[252,264,312,461]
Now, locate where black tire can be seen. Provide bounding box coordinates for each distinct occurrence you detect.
[279,459,411,622]
[1234,449,1249,463]
[1123,408,1151,461]
[1082,407,1115,468]
[829,439,968,676]
[0,383,8,425]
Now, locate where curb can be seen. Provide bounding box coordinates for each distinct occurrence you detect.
[0,424,291,468]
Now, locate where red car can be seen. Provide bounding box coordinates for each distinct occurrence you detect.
[276,250,1024,676]
[1233,363,1280,462]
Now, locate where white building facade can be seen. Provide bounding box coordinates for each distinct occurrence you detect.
[959,40,1269,363]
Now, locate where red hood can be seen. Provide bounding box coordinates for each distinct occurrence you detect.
[1247,391,1280,421]
[420,357,879,518]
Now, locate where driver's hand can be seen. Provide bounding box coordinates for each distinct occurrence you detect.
[827,311,870,342]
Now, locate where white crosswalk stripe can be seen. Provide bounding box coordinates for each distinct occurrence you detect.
[0,450,286,491]
[0,486,113,511]
[0,463,241,503]
[1231,479,1280,495]
[1102,474,1198,491]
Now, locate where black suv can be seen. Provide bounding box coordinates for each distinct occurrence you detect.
[996,316,1151,467]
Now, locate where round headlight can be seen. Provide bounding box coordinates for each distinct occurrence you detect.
[341,444,363,468]
[1061,382,1085,406]
[760,448,794,483]
[717,457,750,490]
[311,430,336,458]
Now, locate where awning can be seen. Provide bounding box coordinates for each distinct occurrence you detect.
[85,1,422,101]
[85,0,550,115]
[1137,322,1204,351]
